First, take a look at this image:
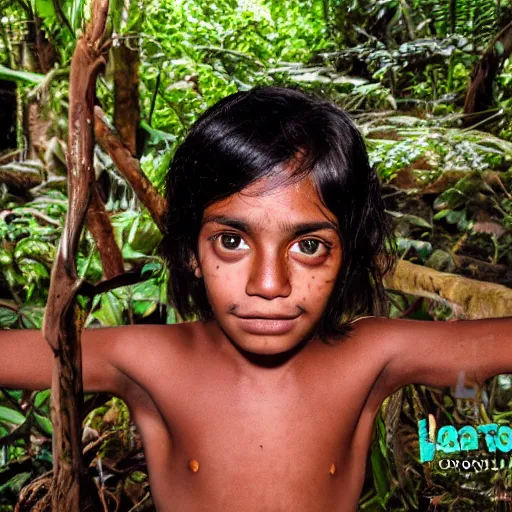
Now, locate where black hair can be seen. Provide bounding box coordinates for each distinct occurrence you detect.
[159,85,398,341]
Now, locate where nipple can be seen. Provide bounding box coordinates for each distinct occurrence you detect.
[188,459,200,473]
[329,463,336,476]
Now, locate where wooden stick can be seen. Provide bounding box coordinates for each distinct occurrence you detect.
[42,0,109,509]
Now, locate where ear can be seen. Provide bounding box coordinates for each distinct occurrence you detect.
[188,253,203,279]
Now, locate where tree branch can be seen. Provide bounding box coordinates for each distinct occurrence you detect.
[78,265,148,297]
[85,182,125,279]
[384,259,512,319]
[94,106,167,232]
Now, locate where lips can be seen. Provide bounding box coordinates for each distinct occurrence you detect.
[236,313,300,320]
[234,312,301,335]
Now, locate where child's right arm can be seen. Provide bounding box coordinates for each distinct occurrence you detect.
[0,325,141,394]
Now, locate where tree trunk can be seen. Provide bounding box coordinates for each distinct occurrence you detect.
[21,16,57,158]
[463,21,512,126]
[111,42,140,155]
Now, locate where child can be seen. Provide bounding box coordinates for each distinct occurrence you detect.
[1,86,511,511]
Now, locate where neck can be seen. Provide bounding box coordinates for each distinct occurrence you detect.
[231,335,313,368]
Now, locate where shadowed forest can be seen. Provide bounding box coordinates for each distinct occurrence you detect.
[1,0,512,510]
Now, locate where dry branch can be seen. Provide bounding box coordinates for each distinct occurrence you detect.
[384,259,512,319]
[79,265,148,297]
[0,299,18,311]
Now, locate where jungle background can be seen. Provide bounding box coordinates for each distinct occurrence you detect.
[0,0,512,510]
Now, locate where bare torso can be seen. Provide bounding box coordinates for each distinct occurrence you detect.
[118,317,390,511]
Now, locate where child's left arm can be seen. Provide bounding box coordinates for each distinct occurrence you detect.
[376,317,512,397]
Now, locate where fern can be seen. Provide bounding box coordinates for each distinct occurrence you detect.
[471,0,499,49]
[417,0,498,48]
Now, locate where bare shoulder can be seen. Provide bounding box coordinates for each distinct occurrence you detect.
[319,316,402,380]
[344,316,407,397]
[105,320,203,369]
[349,316,452,404]
[346,315,399,353]
[82,321,204,398]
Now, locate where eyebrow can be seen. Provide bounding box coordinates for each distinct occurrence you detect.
[202,214,339,237]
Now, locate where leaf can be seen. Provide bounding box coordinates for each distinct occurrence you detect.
[0,65,44,84]
[0,248,12,265]
[425,249,456,273]
[0,307,18,328]
[17,259,50,283]
[386,210,432,229]
[122,244,150,261]
[0,472,32,495]
[140,120,177,145]
[14,238,55,261]
[34,0,56,20]
[387,116,423,127]
[132,300,157,318]
[5,390,23,400]
[92,292,124,326]
[68,0,86,32]
[132,279,160,301]
[167,308,178,324]
[34,412,53,435]
[396,237,433,259]
[433,188,466,210]
[141,261,162,277]
[0,406,26,425]
[370,441,389,501]
[19,306,44,329]
[433,209,451,221]
[128,216,162,255]
[445,210,466,225]
[34,390,51,409]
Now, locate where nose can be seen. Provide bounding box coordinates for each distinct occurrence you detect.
[246,250,292,300]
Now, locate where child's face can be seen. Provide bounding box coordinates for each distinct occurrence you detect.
[195,174,343,355]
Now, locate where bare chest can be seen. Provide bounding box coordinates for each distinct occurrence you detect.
[127,345,385,511]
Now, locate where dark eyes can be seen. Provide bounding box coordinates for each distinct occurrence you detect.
[294,239,320,255]
[290,239,329,257]
[216,234,249,250]
[210,233,329,257]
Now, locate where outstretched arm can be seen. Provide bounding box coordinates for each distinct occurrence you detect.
[0,325,150,395]
[374,316,512,400]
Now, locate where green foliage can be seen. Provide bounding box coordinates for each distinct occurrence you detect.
[0,65,43,84]
[1,1,512,511]
[136,0,332,159]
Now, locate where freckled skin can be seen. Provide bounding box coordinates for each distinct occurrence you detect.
[109,176,390,511]
[195,176,344,356]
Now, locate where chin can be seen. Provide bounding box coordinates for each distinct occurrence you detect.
[242,338,296,355]
[226,327,314,360]
[215,314,317,360]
